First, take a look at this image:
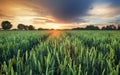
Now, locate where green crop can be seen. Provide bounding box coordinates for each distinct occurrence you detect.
[0,30,120,75]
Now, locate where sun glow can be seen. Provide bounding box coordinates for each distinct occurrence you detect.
[46,23,61,29]
[52,25,60,29]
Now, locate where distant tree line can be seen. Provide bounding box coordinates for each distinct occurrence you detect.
[17,24,34,30]
[72,25,120,30]
[0,20,120,30]
[0,21,35,30]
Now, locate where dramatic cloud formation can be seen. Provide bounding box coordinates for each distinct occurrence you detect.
[0,0,120,29]
[17,0,94,23]
[46,0,94,23]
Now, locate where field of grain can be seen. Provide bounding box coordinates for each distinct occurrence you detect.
[0,30,120,75]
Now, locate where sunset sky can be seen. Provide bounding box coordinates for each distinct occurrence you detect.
[0,0,120,29]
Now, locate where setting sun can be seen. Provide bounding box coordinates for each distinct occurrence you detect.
[52,25,60,29]
[46,23,61,29]
[0,0,120,75]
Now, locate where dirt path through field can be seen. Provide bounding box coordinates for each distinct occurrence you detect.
[48,30,62,39]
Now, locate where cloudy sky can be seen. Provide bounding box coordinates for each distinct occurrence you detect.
[0,0,120,29]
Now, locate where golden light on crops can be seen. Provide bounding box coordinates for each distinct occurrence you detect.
[49,30,62,39]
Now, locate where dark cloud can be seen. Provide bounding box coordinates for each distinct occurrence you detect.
[108,0,120,7]
[107,0,120,23]
[46,0,94,23]
[19,0,94,23]
[96,0,120,6]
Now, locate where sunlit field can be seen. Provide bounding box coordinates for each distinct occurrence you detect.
[0,30,120,75]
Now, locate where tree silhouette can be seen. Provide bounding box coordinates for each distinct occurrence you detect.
[101,26,106,30]
[72,27,85,30]
[28,25,34,30]
[85,25,99,30]
[17,24,26,30]
[106,25,116,30]
[118,25,120,30]
[102,25,116,30]
[38,28,48,30]
[17,24,35,30]
[1,21,12,30]
[24,25,29,30]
